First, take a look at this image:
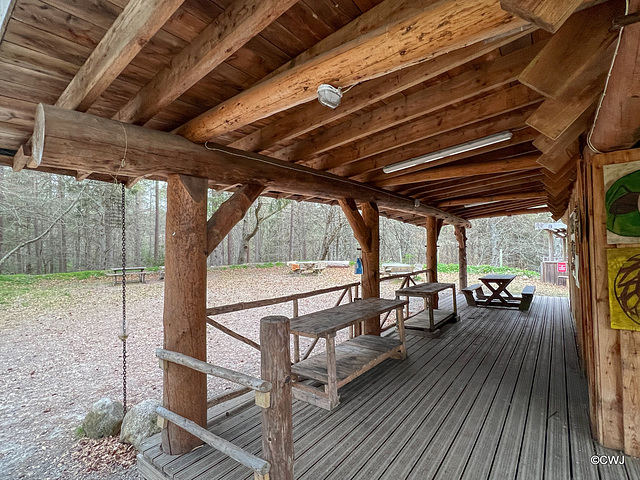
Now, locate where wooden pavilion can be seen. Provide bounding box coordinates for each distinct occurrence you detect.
[1,0,640,478]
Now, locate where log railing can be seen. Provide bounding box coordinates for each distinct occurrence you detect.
[206,282,360,362]
[379,269,428,332]
[155,346,278,480]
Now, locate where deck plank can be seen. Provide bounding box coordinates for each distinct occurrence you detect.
[138,296,631,480]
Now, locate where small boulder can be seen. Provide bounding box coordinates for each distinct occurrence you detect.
[120,399,161,450]
[82,398,124,439]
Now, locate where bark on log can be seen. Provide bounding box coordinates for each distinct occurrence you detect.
[31,104,470,227]
[162,174,207,455]
[260,316,294,480]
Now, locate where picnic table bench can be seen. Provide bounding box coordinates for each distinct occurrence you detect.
[290,297,408,410]
[106,267,147,285]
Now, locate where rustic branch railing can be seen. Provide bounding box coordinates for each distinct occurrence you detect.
[205,282,360,363]
[156,349,271,394]
[156,406,271,480]
[380,269,428,331]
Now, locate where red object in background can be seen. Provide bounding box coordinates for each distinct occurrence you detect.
[557,262,567,273]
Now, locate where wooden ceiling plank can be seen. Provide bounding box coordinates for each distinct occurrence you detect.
[228,29,535,154]
[114,0,299,126]
[55,0,186,112]
[272,41,544,162]
[375,154,541,187]
[525,43,613,140]
[518,1,623,99]
[500,0,583,33]
[590,0,640,151]
[174,0,528,142]
[309,84,541,173]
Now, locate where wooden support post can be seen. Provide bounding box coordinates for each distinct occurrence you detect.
[162,174,208,455]
[260,316,294,480]
[455,226,468,290]
[426,216,439,308]
[339,199,381,335]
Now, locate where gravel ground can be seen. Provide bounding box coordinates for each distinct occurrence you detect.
[0,266,567,479]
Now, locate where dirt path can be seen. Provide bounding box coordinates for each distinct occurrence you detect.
[0,267,567,479]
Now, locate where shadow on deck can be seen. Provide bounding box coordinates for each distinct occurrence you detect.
[138,296,640,480]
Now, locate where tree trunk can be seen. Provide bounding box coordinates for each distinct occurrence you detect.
[58,179,68,273]
[154,181,160,264]
[0,168,4,274]
[288,203,294,261]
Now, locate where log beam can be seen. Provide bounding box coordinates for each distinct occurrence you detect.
[229,31,534,154]
[438,190,547,208]
[466,206,549,219]
[56,0,185,112]
[174,0,528,142]
[32,104,471,227]
[272,42,544,162]
[375,154,541,187]
[162,174,208,455]
[206,184,265,255]
[115,0,298,125]
[500,0,582,33]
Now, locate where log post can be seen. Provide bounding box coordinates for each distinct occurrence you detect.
[260,316,294,480]
[426,216,439,308]
[162,174,208,455]
[339,199,381,335]
[455,225,468,290]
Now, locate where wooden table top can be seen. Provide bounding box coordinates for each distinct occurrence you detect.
[110,266,146,272]
[395,282,455,296]
[479,274,516,281]
[290,298,407,338]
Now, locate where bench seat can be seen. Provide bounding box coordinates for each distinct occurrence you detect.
[520,285,536,311]
[461,283,486,307]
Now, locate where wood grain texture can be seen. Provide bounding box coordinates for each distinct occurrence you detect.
[175,0,527,142]
[55,0,185,112]
[260,316,293,480]
[518,1,623,99]
[162,174,208,455]
[590,0,640,151]
[500,0,582,32]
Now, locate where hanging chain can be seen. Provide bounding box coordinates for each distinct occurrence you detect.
[119,182,128,414]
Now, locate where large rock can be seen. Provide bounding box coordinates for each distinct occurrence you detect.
[82,398,124,439]
[120,399,161,450]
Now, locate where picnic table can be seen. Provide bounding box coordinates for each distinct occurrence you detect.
[106,267,147,285]
[395,282,458,335]
[290,297,408,410]
[382,263,416,276]
[287,261,327,274]
[479,274,518,307]
[461,274,536,311]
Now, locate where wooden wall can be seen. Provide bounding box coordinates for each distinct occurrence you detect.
[568,150,640,456]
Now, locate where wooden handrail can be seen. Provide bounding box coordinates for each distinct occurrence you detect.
[156,349,271,393]
[206,282,360,315]
[156,406,270,477]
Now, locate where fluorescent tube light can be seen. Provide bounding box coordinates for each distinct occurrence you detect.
[382,131,513,174]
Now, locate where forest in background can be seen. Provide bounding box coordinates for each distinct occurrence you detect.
[0,167,562,275]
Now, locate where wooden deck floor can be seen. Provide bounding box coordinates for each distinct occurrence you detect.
[138,296,640,480]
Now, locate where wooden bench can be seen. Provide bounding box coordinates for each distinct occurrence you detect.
[461,283,486,307]
[290,298,408,410]
[519,285,536,311]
